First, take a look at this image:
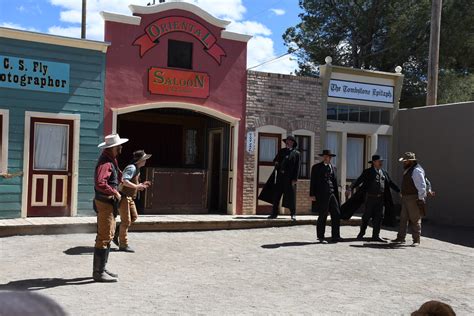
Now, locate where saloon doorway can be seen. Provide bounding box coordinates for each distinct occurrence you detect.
[117,108,230,214]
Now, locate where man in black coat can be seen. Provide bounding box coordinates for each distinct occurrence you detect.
[348,155,400,242]
[310,149,341,243]
[259,135,300,220]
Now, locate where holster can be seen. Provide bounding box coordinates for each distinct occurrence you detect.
[94,194,121,217]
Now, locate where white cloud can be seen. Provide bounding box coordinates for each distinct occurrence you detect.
[45,0,295,74]
[270,8,285,16]
[0,22,40,32]
[226,20,271,36]
[247,36,297,74]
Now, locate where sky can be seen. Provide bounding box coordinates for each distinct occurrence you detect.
[0,0,302,74]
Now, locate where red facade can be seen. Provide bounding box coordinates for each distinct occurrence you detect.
[103,3,248,214]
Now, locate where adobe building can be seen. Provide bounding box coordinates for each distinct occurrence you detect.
[0,27,109,219]
[101,1,251,214]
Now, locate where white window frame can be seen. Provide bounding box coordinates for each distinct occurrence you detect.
[0,109,9,175]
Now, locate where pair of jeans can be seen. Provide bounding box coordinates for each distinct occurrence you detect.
[117,196,138,247]
[94,199,117,249]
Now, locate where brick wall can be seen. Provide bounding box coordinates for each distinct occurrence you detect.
[243,71,323,215]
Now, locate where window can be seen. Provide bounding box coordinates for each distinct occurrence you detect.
[259,136,278,163]
[377,135,391,172]
[326,132,339,167]
[295,135,311,179]
[0,110,9,174]
[168,40,193,69]
[346,136,365,180]
[326,104,392,125]
[33,123,69,171]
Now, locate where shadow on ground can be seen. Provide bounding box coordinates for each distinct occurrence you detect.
[384,220,474,248]
[0,277,94,291]
[350,243,410,250]
[63,246,94,255]
[261,241,319,249]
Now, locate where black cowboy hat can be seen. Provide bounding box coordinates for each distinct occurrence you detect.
[369,154,384,164]
[282,135,298,147]
[318,149,336,157]
[131,150,152,164]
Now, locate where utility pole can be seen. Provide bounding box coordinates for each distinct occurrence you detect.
[81,0,87,39]
[426,0,442,106]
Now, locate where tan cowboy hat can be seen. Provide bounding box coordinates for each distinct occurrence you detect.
[98,134,129,149]
[131,150,152,163]
[398,152,417,162]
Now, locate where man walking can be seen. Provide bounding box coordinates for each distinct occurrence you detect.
[349,155,400,242]
[259,135,300,220]
[92,133,128,282]
[392,152,427,246]
[113,150,151,252]
[310,149,341,243]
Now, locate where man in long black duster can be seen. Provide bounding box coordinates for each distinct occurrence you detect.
[259,135,300,220]
[347,155,400,242]
[310,149,341,243]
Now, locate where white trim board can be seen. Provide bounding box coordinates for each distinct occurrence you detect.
[0,109,9,175]
[21,111,80,218]
[0,27,110,53]
[129,2,231,28]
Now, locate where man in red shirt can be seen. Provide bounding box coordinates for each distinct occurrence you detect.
[92,134,128,282]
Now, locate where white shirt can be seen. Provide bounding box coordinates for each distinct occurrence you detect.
[404,164,427,200]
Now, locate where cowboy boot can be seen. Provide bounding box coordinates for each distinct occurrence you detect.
[92,248,117,283]
[104,244,118,278]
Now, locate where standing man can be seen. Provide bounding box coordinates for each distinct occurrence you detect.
[392,152,427,246]
[93,133,128,282]
[113,150,152,253]
[348,155,400,242]
[310,149,341,243]
[259,135,300,220]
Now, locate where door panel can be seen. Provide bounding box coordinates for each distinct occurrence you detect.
[256,133,281,214]
[27,118,74,217]
[346,135,366,181]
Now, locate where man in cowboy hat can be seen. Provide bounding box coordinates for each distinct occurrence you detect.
[259,135,300,220]
[310,149,341,243]
[392,152,427,246]
[93,133,128,282]
[113,150,152,252]
[346,155,400,242]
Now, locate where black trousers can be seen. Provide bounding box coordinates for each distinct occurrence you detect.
[271,179,296,217]
[316,194,340,239]
[360,196,384,238]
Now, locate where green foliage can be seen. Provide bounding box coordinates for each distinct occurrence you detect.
[284,0,474,107]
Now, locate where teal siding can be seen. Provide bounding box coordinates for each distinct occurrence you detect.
[0,38,105,218]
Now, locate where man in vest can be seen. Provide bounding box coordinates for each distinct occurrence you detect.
[349,155,400,242]
[310,149,341,243]
[93,133,128,282]
[392,152,427,246]
[113,150,152,252]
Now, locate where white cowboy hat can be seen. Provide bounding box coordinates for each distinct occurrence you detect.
[98,134,129,149]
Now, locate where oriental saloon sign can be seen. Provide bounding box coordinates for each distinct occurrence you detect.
[0,55,70,93]
[149,67,210,98]
[328,79,394,104]
[134,16,226,64]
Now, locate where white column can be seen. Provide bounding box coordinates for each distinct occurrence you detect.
[340,132,348,203]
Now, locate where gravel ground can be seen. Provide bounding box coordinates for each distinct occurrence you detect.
[0,225,472,315]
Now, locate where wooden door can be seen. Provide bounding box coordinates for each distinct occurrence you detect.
[27,118,74,217]
[256,133,281,214]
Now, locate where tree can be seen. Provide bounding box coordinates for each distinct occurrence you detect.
[284,0,474,107]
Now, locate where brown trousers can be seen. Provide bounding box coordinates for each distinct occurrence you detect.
[94,199,117,249]
[118,196,138,247]
[397,194,422,243]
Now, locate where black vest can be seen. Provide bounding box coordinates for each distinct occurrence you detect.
[325,164,335,194]
[367,168,385,195]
